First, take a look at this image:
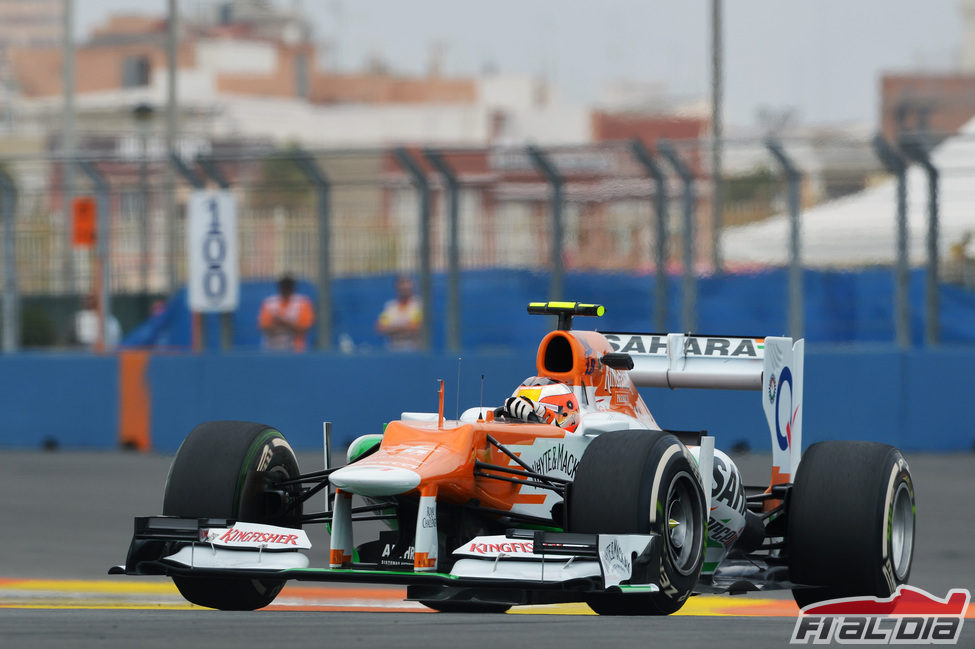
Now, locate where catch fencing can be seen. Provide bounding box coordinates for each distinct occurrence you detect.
[1,132,973,352]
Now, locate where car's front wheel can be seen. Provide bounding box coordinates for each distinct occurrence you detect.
[162,420,302,610]
[569,429,706,615]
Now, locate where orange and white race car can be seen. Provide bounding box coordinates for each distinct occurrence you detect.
[114,302,917,615]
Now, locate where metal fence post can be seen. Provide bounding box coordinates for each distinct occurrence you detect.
[872,135,910,348]
[630,139,669,332]
[424,149,461,352]
[0,167,18,352]
[658,140,696,333]
[900,136,940,346]
[195,155,232,350]
[195,155,230,189]
[292,149,332,351]
[61,0,76,295]
[393,147,432,351]
[527,146,564,302]
[165,0,179,295]
[710,0,724,275]
[169,152,205,189]
[766,139,804,340]
[76,159,112,351]
[168,154,205,351]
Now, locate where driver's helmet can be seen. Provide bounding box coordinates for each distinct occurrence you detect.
[511,376,580,432]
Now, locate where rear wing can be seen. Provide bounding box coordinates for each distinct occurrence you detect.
[602,332,804,482]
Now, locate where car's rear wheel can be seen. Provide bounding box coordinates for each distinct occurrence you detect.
[787,441,915,608]
[569,429,706,615]
[162,420,302,610]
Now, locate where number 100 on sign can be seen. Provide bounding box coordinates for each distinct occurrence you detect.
[188,190,239,313]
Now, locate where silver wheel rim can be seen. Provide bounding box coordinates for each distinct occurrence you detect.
[664,471,704,576]
[890,481,914,581]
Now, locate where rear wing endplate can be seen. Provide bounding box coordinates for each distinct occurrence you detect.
[602,332,804,481]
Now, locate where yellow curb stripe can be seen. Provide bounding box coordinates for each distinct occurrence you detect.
[0,579,180,594]
[0,604,199,610]
[4,580,969,618]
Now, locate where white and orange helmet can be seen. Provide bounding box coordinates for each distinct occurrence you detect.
[511,377,580,432]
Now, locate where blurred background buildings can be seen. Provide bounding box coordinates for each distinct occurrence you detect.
[0,0,973,350]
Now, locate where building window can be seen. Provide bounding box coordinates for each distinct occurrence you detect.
[122,56,151,88]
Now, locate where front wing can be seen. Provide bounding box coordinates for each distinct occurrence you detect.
[111,517,662,606]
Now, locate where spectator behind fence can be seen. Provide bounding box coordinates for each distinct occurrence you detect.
[948,231,973,287]
[72,294,121,350]
[376,275,423,351]
[258,274,315,351]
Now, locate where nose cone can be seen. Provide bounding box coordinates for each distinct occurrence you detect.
[329,465,422,497]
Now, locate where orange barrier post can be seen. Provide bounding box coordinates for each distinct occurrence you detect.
[191,312,202,353]
[118,350,152,451]
[91,256,105,354]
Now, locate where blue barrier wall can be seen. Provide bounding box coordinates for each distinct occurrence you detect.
[124,269,975,351]
[0,353,118,448]
[1,347,973,452]
[146,352,529,452]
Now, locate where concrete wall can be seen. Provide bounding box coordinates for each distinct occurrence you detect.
[1,347,973,453]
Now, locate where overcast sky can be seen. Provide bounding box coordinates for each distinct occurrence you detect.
[79,0,963,128]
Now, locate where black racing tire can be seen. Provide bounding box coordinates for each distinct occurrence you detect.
[787,441,915,609]
[162,420,302,610]
[569,429,706,616]
[420,601,512,613]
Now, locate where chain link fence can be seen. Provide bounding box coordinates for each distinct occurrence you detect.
[2,133,974,351]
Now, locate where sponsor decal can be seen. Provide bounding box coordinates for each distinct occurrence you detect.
[256,444,274,472]
[455,535,543,558]
[216,528,301,546]
[597,535,655,587]
[380,543,415,559]
[706,517,741,546]
[530,443,579,478]
[768,374,777,404]
[421,503,437,529]
[380,542,414,560]
[790,585,970,645]
[658,558,679,599]
[711,455,746,516]
[613,334,667,355]
[203,523,310,548]
[466,541,535,555]
[377,531,415,568]
[601,539,631,577]
[611,388,631,405]
[603,367,628,391]
[774,366,798,452]
[604,334,760,358]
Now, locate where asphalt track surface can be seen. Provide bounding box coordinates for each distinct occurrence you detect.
[0,449,972,649]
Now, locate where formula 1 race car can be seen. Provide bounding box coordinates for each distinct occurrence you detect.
[112,302,917,614]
